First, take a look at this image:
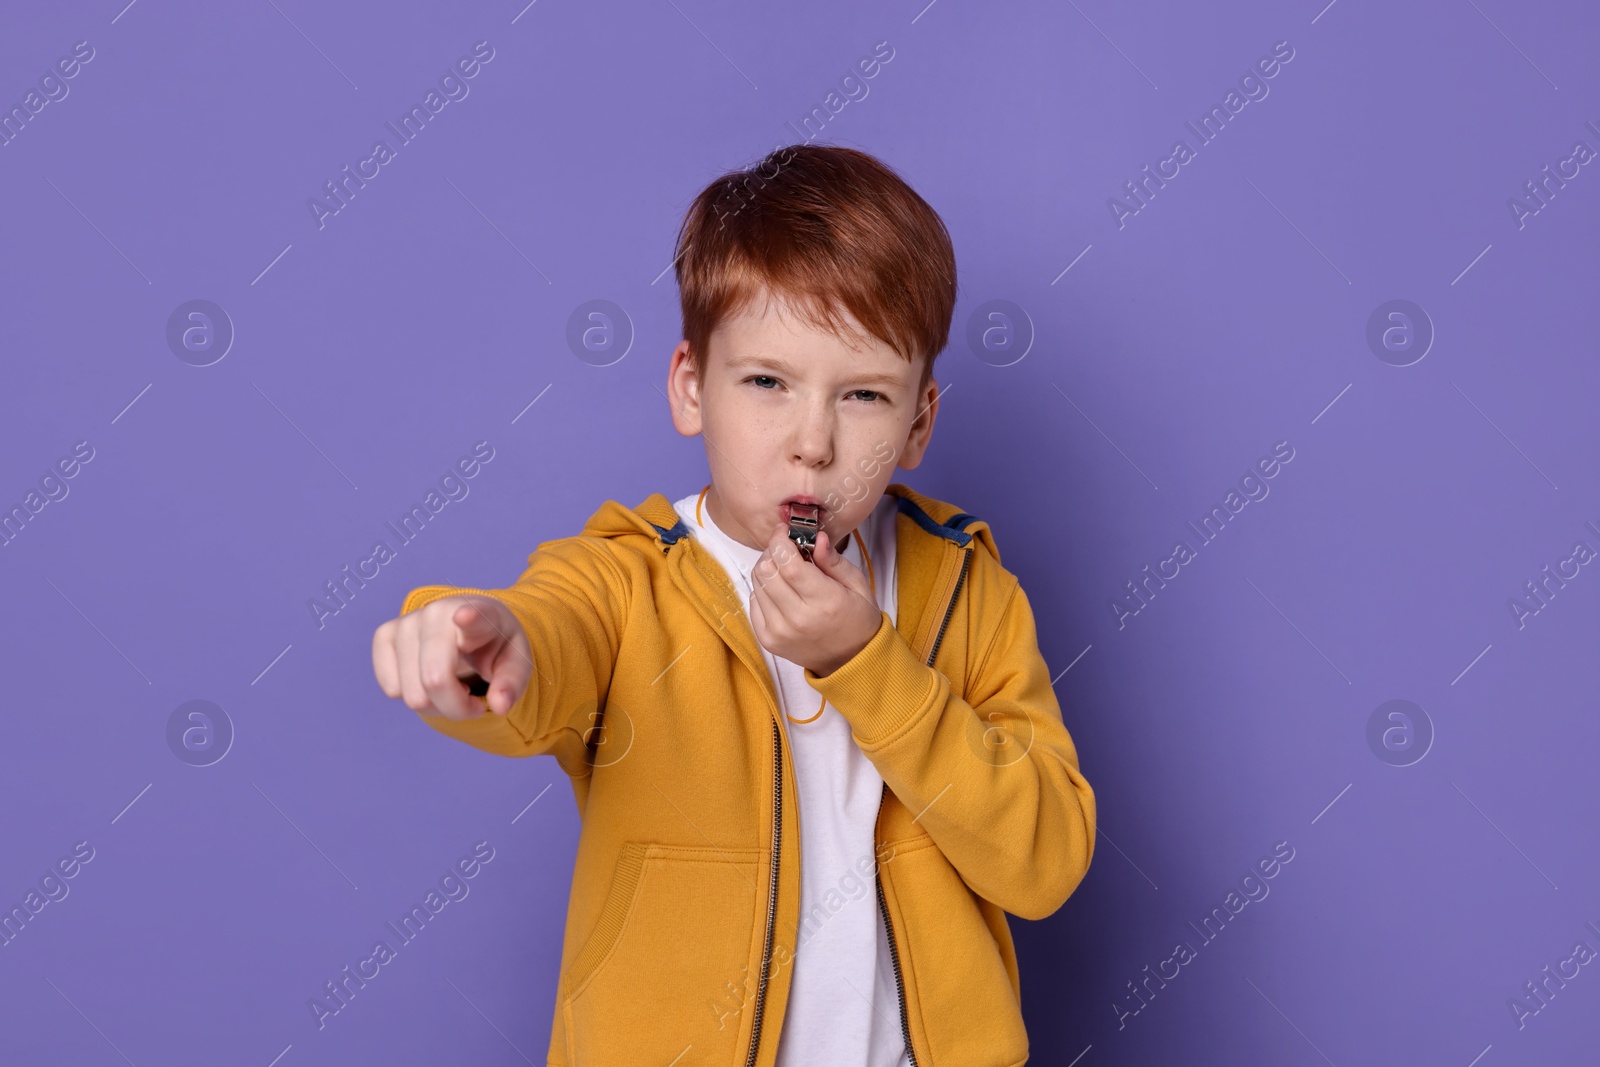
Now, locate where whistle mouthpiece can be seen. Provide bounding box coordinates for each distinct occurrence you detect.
[786,503,821,561]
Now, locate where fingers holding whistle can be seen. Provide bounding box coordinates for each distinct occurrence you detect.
[756,522,852,599]
[754,523,810,606]
[749,521,879,672]
[806,526,874,601]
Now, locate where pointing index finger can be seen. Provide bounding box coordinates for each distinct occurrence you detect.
[452,600,506,652]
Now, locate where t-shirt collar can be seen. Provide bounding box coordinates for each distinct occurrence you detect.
[696,499,764,582]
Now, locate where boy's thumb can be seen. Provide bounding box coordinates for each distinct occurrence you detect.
[483,656,532,716]
[815,531,871,594]
[487,677,520,715]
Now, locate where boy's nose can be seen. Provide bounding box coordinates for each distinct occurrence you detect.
[790,438,833,468]
[788,412,835,466]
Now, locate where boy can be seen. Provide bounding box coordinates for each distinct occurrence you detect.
[372,144,1096,1066]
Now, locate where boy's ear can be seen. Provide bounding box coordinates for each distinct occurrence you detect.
[665,340,704,437]
[896,373,940,470]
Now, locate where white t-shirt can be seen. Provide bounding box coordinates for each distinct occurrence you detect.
[672,489,910,1067]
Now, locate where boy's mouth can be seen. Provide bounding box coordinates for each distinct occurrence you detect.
[781,496,852,556]
[780,497,825,526]
[781,497,825,560]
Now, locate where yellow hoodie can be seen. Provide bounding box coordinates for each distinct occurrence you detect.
[399,482,1096,1067]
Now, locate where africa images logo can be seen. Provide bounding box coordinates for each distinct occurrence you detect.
[307,41,497,230]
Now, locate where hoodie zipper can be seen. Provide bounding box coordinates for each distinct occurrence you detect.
[663,523,785,1066]
[744,715,782,1067]
[875,809,919,1067]
[925,546,972,672]
[875,543,971,1067]
[705,523,968,1067]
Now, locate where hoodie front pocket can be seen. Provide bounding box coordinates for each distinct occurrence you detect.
[563,842,767,1066]
[888,839,1030,1066]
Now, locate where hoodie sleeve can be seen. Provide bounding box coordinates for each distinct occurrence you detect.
[804,572,1096,921]
[397,535,628,778]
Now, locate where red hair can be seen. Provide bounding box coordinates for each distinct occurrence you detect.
[673,144,957,394]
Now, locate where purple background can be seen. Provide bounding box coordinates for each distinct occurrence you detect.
[3,0,1597,1063]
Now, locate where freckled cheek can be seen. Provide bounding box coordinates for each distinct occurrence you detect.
[843,422,892,464]
[743,417,791,450]
[706,404,777,446]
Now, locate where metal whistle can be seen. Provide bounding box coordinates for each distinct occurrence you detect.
[786,502,821,561]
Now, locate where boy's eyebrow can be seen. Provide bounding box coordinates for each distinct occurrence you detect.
[725,354,905,389]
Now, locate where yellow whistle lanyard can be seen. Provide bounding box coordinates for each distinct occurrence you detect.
[695,484,875,724]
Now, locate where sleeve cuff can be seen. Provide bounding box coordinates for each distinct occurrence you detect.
[804,610,940,748]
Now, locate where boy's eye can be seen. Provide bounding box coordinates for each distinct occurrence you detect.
[743,376,883,403]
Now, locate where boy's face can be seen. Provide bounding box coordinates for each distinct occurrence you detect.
[667,288,940,553]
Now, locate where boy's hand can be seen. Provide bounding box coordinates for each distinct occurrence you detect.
[372,595,533,720]
[748,524,883,677]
